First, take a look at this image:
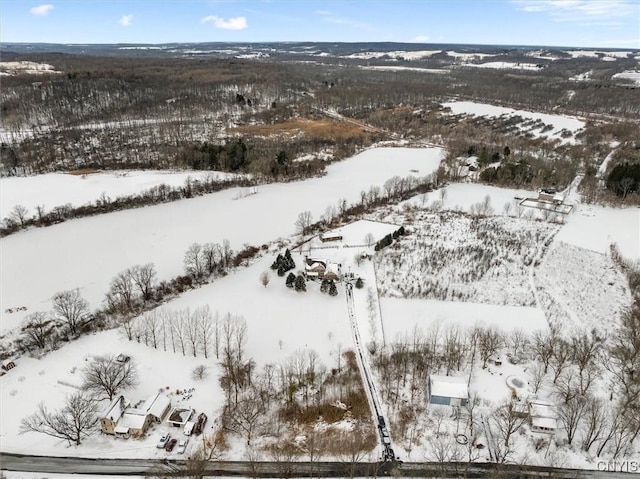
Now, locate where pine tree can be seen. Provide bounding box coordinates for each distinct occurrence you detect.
[320,279,330,293]
[286,272,296,288]
[278,264,287,277]
[355,277,364,289]
[283,249,296,271]
[294,275,306,292]
[271,254,283,270]
[328,281,338,296]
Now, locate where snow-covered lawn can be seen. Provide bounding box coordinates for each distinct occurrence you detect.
[0,170,239,219]
[0,328,223,458]
[1,253,353,458]
[0,147,444,335]
[441,101,585,144]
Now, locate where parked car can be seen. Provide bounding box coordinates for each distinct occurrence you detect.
[183,421,195,436]
[177,438,189,454]
[165,438,177,452]
[156,433,171,449]
[193,412,208,435]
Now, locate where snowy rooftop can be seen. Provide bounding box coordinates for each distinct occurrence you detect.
[529,400,557,419]
[101,395,129,422]
[142,392,170,419]
[429,375,469,399]
[118,411,147,430]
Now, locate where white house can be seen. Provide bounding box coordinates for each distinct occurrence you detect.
[99,392,171,438]
[528,400,557,434]
[428,375,469,406]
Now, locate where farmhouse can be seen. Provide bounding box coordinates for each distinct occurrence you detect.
[99,392,171,438]
[99,395,130,435]
[528,400,557,434]
[428,375,469,406]
[304,258,326,279]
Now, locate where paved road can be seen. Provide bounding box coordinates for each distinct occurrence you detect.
[2,453,639,478]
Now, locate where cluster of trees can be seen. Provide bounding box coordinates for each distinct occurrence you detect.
[271,249,296,276]
[285,272,307,292]
[373,226,405,252]
[122,306,221,359]
[18,289,92,352]
[320,278,338,296]
[20,353,138,446]
[1,174,254,237]
[606,162,640,199]
[375,210,551,305]
[375,318,640,461]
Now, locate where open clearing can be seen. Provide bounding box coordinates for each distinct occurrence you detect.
[227,117,367,139]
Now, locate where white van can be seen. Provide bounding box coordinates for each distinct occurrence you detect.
[183,421,195,436]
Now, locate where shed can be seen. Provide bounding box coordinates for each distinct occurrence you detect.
[428,375,469,406]
[2,358,17,371]
[320,232,343,243]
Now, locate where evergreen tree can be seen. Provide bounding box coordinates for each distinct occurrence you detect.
[286,272,296,288]
[355,277,364,289]
[278,264,287,277]
[320,278,330,293]
[294,275,306,292]
[283,249,296,271]
[328,281,338,296]
[271,254,283,270]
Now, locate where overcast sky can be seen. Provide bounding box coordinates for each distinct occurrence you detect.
[1,0,638,48]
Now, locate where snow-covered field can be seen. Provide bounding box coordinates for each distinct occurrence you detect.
[380,298,547,337]
[441,101,585,144]
[612,70,640,84]
[374,211,555,306]
[463,62,543,71]
[0,170,238,219]
[0,147,444,335]
[535,242,630,336]
[0,61,62,75]
[555,203,640,260]
[359,66,449,74]
[343,50,441,60]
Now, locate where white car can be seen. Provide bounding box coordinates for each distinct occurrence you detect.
[177,438,189,454]
[156,433,171,449]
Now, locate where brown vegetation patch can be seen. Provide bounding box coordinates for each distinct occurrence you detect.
[67,168,101,176]
[227,118,367,140]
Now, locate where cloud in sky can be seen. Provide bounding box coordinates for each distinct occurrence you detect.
[513,0,637,24]
[413,35,430,42]
[314,9,376,32]
[29,4,54,16]
[201,15,247,30]
[119,14,133,27]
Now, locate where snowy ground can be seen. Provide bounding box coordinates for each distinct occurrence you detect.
[0,147,443,335]
[0,170,239,219]
[555,203,640,260]
[612,70,640,84]
[462,62,543,71]
[0,253,353,458]
[441,101,585,145]
[535,242,631,337]
[380,298,547,339]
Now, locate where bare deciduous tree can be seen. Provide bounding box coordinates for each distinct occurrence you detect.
[295,210,313,235]
[52,289,90,336]
[82,354,138,401]
[10,204,29,228]
[490,401,527,463]
[129,263,157,301]
[184,242,206,279]
[21,312,56,350]
[192,364,209,381]
[557,395,586,445]
[20,392,98,446]
[260,271,270,288]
